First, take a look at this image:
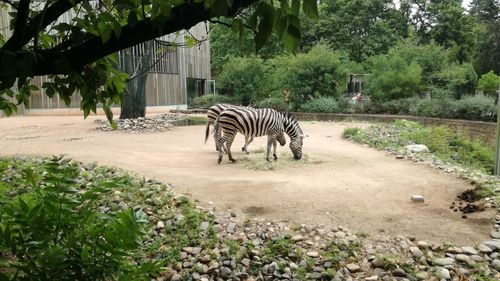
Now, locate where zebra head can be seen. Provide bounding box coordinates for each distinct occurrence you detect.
[282,113,304,160]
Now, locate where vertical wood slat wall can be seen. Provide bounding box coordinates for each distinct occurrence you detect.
[0,8,211,111]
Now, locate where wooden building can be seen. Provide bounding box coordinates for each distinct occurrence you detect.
[0,6,211,115]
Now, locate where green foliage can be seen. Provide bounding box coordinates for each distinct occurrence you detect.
[477,71,500,96]
[365,54,423,101]
[454,95,497,121]
[263,237,293,259]
[274,45,349,107]
[191,94,237,108]
[345,120,495,174]
[217,56,268,105]
[300,97,339,113]
[0,156,160,280]
[255,97,289,111]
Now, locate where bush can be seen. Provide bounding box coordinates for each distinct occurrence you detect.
[217,56,268,105]
[255,97,288,111]
[478,71,500,96]
[454,95,497,121]
[300,97,339,113]
[0,156,159,280]
[192,94,237,108]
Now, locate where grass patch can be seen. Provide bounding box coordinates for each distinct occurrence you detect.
[235,147,320,171]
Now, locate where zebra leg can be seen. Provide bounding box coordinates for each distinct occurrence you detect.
[266,136,275,162]
[226,134,237,162]
[273,139,278,160]
[242,136,254,154]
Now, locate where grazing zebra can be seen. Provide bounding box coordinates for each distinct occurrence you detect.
[205,104,254,153]
[214,107,304,163]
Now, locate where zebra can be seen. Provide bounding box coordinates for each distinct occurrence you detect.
[214,107,304,164]
[205,104,254,153]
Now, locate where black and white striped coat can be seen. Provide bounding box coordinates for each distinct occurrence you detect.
[214,107,304,163]
[205,104,254,153]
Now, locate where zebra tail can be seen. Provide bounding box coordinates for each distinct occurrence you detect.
[205,122,211,144]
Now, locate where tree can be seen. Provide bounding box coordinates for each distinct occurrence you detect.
[301,0,408,62]
[469,0,500,22]
[0,0,319,120]
[411,0,477,63]
[478,71,500,96]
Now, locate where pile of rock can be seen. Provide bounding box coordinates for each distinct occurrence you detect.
[95,113,180,133]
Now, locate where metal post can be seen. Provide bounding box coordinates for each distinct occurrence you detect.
[495,82,500,175]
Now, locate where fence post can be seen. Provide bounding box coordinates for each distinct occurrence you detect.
[495,82,500,175]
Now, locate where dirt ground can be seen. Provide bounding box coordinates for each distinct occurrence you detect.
[0,115,495,244]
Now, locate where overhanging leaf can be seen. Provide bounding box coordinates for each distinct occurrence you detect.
[303,0,319,19]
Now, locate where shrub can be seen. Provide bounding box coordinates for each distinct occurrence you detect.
[0,156,159,280]
[454,95,497,121]
[478,71,500,96]
[192,94,237,108]
[255,97,288,111]
[217,56,268,105]
[300,97,339,113]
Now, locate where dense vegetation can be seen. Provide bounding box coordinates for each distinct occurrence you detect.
[209,0,500,121]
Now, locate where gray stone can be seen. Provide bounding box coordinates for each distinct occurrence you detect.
[392,268,406,277]
[416,271,429,280]
[308,272,322,279]
[433,257,455,266]
[435,267,450,279]
[492,259,500,270]
[335,231,346,238]
[200,221,210,231]
[416,241,429,249]
[455,254,470,262]
[240,258,250,267]
[307,251,319,258]
[156,221,165,229]
[365,276,379,281]
[478,244,493,253]
[291,235,305,242]
[461,246,478,255]
[405,144,429,153]
[410,246,424,258]
[471,255,484,262]
[482,240,500,250]
[346,263,360,273]
[171,273,182,281]
[220,266,232,278]
[491,231,500,239]
[411,195,425,203]
[227,223,237,234]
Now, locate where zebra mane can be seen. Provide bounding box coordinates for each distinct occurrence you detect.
[280,111,298,123]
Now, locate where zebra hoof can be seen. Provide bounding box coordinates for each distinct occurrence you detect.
[229,159,236,163]
[273,154,278,160]
[241,147,245,152]
[218,158,222,164]
[266,158,272,162]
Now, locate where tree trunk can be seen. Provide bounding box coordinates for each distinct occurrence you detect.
[119,41,152,119]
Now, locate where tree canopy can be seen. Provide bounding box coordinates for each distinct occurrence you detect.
[0,0,318,118]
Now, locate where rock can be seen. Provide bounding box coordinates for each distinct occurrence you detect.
[455,254,470,262]
[411,195,425,203]
[365,276,379,281]
[491,231,500,239]
[171,273,182,281]
[200,221,210,232]
[335,231,346,238]
[291,235,305,242]
[307,251,319,258]
[482,240,500,250]
[470,255,484,262]
[433,257,455,266]
[478,244,493,253]
[435,267,450,279]
[416,241,429,249]
[157,221,165,229]
[416,271,429,280]
[410,246,424,258]
[346,263,360,273]
[405,144,429,153]
[492,259,500,270]
[461,246,479,255]
[220,266,232,278]
[240,258,250,267]
[392,268,406,277]
[227,223,237,234]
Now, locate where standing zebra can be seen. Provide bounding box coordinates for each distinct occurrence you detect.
[214,107,303,163]
[205,104,254,153]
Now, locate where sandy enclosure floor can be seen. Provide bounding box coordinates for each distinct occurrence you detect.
[0,115,494,244]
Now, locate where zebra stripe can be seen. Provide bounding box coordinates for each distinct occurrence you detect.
[204,104,254,153]
[214,107,303,163]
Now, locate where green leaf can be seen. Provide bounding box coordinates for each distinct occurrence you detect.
[103,104,114,124]
[113,21,122,38]
[291,0,300,15]
[98,21,112,43]
[255,3,275,52]
[302,0,319,19]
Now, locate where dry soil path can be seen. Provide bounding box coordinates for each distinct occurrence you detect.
[0,115,494,244]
